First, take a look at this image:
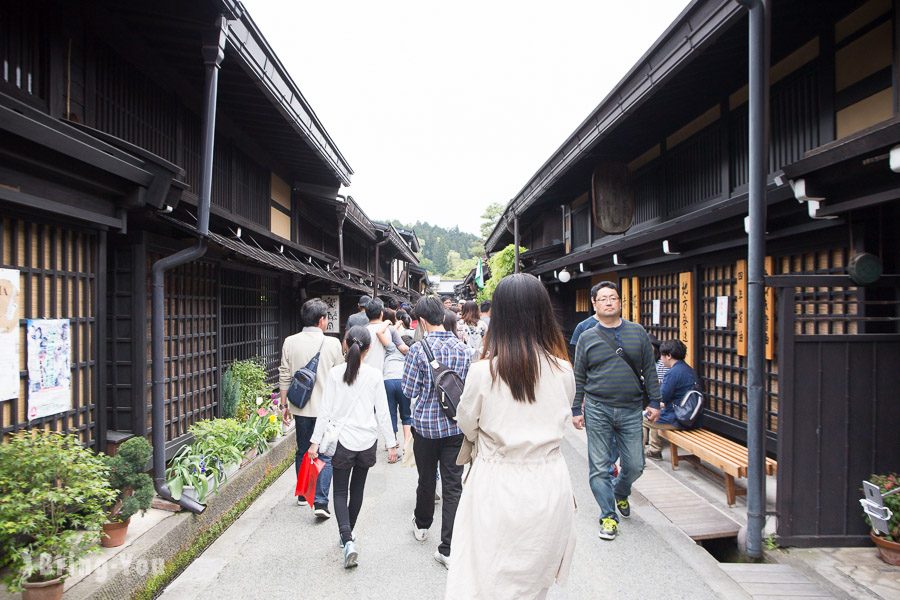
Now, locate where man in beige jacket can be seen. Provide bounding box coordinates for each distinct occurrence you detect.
[279,298,344,518]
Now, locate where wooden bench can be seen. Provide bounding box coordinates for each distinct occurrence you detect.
[659,428,777,506]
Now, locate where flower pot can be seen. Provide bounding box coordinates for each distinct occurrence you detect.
[223,462,239,481]
[22,576,64,600]
[241,447,258,467]
[101,517,131,548]
[871,531,900,566]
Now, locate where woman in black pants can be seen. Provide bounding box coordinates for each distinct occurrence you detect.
[309,326,399,568]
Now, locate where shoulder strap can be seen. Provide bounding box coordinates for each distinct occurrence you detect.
[419,338,440,370]
[593,323,647,392]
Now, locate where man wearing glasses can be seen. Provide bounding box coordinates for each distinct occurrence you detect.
[571,281,661,541]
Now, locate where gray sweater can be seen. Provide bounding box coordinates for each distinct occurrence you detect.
[572,319,661,414]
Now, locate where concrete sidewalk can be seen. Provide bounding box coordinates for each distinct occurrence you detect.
[160,431,747,599]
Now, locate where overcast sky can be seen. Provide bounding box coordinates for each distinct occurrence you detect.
[245,1,692,236]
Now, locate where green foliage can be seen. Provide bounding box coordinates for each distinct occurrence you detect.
[866,473,900,541]
[0,431,116,591]
[763,534,779,551]
[104,436,154,522]
[189,419,246,470]
[165,445,220,505]
[389,219,480,277]
[221,368,240,419]
[476,244,527,303]
[479,201,506,239]
[225,359,271,421]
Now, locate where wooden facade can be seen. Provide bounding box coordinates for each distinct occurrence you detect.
[488,0,900,546]
[0,0,419,455]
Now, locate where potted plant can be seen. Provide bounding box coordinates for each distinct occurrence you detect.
[165,444,221,505]
[0,431,115,599]
[226,359,270,421]
[865,473,900,566]
[100,437,154,548]
[189,419,244,480]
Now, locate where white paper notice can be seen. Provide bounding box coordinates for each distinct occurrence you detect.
[716,296,729,328]
[27,319,71,421]
[322,295,340,334]
[652,299,661,325]
[0,269,19,399]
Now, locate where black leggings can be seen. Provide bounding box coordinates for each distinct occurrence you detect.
[332,466,370,544]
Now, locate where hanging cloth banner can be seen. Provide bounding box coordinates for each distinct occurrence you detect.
[474,258,485,289]
[27,319,72,421]
[0,269,20,400]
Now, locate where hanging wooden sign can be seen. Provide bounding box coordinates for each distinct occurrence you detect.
[678,272,695,368]
[620,278,631,320]
[736,259,747,357]
[630,277,641,323]
[591,162,634,234]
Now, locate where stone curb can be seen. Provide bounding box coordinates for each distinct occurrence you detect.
[64,432,296,600]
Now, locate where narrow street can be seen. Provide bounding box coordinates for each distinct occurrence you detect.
[160,430,740,599]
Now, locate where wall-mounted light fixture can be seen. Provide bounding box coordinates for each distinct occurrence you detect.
[558,268,571,283]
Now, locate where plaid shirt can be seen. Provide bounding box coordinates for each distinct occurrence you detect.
[401,331,470,439]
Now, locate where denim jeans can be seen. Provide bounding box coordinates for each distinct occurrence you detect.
[384,379,412,433]
[584,400,644,522]
[294,415,332,505]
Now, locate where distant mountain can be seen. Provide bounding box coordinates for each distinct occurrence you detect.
[389,220,483,277]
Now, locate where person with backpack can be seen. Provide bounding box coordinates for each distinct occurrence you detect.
[644,339,701,460]
[446,274,577,599]
[278,298,344,518]
[307,326,399,569]
[401,295,471,569]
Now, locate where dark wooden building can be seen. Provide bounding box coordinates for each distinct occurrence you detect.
[0,0,419,455]
[487,0,900,546]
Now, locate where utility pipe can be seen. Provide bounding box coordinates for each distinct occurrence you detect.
[335,196,348,272]
[513,215,520,274]
[150,16,227,514]
[736,0,769,558]
[373,236,390,296]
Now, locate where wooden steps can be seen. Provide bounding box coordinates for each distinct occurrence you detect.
[721,563,835,599]
[633,463,741,541]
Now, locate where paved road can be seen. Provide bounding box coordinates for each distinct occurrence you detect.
[161,430,740,599]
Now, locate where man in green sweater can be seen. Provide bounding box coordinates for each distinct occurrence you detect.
[572,281,661,541]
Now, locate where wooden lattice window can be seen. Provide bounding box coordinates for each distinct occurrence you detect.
[221,269,281,383]
[787,248,859,335]
[0,216,99,445]
[145,255,218,443]
[638,272,679,342]
[700,262,778,434]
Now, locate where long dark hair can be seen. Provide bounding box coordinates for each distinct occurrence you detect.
[483,273,569,403]
[343,326,371,385]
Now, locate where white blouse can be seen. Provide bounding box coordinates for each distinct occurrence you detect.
[311,363,398,452]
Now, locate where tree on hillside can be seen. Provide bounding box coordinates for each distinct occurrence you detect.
[479,202,506,239]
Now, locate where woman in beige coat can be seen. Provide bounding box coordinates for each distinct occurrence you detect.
[446,274,576,600]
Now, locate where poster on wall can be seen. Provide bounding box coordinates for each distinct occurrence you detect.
[0,269,19,400]
[322,295,340,334]
[715,296,729,328]
[26,319,71,421]
[651,299,661,325]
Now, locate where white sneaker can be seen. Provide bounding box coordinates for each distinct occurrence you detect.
[412,516,428,542]
[342,540,358,569]
[433,550,450,569]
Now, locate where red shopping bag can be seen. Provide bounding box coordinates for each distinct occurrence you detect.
[294,452,325,506]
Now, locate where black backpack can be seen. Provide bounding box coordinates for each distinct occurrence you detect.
[673,384,704,428]
[420,339,465,421]
[286,339,325,409]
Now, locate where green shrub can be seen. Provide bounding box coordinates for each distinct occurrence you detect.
[104,436,154,523]
[477,243,527,304]
[0,431,115,591]
[221,368,240,419]
[226,359,270,420]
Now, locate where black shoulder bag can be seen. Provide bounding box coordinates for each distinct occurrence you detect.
[420,339,465,421]
[594,324,651,408]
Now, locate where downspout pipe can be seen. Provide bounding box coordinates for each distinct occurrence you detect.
[150,16,227,514]
[735,0,769,558]
[335,196,348,272]
[373,237,390,296]
[513,214,520,274]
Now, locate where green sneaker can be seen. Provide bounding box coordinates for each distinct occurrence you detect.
[598,517,618,540]
[616,497,631,519]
